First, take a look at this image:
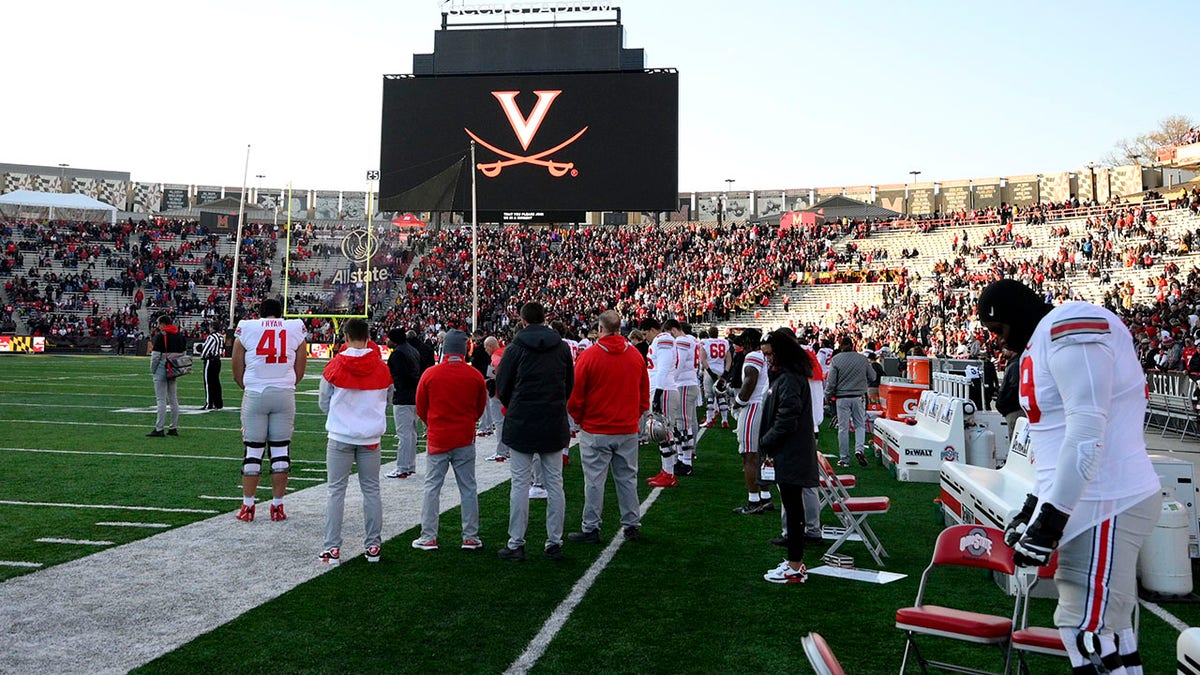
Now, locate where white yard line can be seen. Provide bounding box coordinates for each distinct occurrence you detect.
[2,419,327,435]
[0,500,217,514]
[198,495,244,501]
[0,447,324,465]
[0,437,512,674]
[1141,599,1190,633]
[0,561,43,568]
[0,373,142,383]
[36,538,115,546]
[95,522,171,529]
[504,428,704,675]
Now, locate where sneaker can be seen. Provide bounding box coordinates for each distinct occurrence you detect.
[364,545,381,562]
[497,545,525,562]
[759,499,776,512]
[385,469,414,479]
[763,561,808,584]
[804,535,827,546]
[855,450,868,467]
[646,470,678,488]
[484,453,505,462]
[270,503,287,521]
[770,535,788,547]
[836,460,851,468]
[703,418,716,428]
[235,504,255,522]
[544,543,564,561]
[318,547,340,564]
[476,429,493,437]
[733,501,767,515]
[529,485,549,500]
[146,429,165,438]
[412,537,439,551]
[494,455,508,463]
[567,529,601,544]
[673,462,694,477]
[721,420,730,429]
[461,538,483,550]
[166,428,179,436]
[562,454,570,466]
[623,526,641,542]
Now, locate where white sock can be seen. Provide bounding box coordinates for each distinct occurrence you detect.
[272,497,283,506]
[660,454,675,474]
[759,490,772,501]
[242,496,255,507]
[748,492,760,503]
[1117,627,1141,675]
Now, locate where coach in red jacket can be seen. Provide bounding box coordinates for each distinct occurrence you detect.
[413,329,488,551]
[566,310,651,544]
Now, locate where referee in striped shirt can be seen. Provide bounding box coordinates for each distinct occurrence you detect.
[200,325,224,411]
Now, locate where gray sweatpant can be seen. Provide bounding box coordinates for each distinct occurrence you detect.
[507,450,564,550]
[393,404,417,473]
[323,439,382,551]
[578,431,641,533]
[835,396,866,462]
[488,396,510,458]
[420,444,479,542]
[152,376,179,431]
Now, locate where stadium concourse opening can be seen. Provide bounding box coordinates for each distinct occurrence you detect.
[378,3,678,222]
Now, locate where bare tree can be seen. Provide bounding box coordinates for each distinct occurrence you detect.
[1103,114,1198,165]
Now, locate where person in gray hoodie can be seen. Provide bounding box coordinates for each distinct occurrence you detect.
[495,301,575,562]
[824,336,871,468]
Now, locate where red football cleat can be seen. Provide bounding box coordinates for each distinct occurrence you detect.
[721,421,730,429]
[235,504,255,522]
[646,471,678,488]
[270,503,287,521]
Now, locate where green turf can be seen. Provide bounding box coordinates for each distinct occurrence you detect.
[0,355,1192,672]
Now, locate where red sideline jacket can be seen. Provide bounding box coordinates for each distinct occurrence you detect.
[416,354,487,454]
[568,334,650,435]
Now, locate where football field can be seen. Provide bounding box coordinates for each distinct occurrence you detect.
[0,355,1193,673]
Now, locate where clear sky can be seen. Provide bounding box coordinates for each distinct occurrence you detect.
[6,0,1196,194]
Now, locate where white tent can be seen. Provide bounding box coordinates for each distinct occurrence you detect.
[0,189,117,225]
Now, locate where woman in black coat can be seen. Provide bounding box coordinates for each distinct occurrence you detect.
[759,330,818,584]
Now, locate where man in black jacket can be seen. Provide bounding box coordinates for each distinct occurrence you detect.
[994,347,1025,447]
[495,301,574,562]
[386,328,421,479]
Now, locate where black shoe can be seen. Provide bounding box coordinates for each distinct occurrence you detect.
[199,405,209,410]
[856,450,868,467]
[770,535,788,547]
[803,535,827,546]
[759,499,776,512]
[673,461,694,476]
[146,429,165,437]
[166,428,178,436]
[497,545,525,562]
[623,526,641,542]
[567,529,601,544]
[732,501,766,515]
[544,544,564,561]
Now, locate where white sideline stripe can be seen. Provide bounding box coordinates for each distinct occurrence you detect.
[96,522,171,529]
[247,486,296,492]
[1140,599,1189,633]
[0,435,513,673]
[36,538,115,546]
[0,447,325,466]
[0,561,43,569]
[198,495,244,501]
[2,419,327,435]
[299,468,326,473]
[0,500,218,514]
[2,373,141,383]
[288,477,323,482]
[505,488,664,675]
[504,427,705,675]
[0,401,330,417]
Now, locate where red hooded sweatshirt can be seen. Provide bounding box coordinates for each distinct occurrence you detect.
[568,334,650,435]
[416,354,487,454]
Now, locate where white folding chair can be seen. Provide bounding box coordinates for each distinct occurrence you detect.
[896,524,1020,674]
[815,451,889,566]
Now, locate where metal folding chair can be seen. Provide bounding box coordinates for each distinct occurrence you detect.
[896,524,1021,674]
[815,451,889,566]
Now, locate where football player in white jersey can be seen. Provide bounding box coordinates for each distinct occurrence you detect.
[231,298,308,522]
[644,317,679,488]
[731,328,773,514]
[671,322,702,475]
[700,326,733,428]
[979,279,1161,674]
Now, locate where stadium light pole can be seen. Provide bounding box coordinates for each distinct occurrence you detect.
[1087,161,1098,204]
[725,178,735,225]
[227,144,251,331]
[470,140,478,333]
[908,170,921,216]
[58,163,69,193]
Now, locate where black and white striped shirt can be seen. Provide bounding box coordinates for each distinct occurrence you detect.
[201,333,223,359]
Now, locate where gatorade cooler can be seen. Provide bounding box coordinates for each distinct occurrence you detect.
[879,380,927,421]
[907,355,932,386]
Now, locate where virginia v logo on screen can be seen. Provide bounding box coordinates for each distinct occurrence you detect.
[465,90,588,178]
